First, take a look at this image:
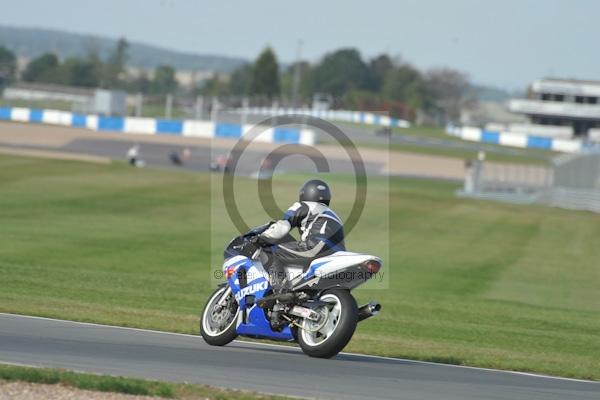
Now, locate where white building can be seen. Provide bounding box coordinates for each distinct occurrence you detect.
[508,78,600,139]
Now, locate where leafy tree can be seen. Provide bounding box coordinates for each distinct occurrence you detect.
[104,37,129,88]
[368,54,394,92]
[130,71,152,94]
[382,63,425,110]
[311,48,370,97]
[0,46,16,88]
[280,61,312,104]
[22,53,59,82]
[60,58,98,87]
[84,42,105,88]
[344,89,381,111]
[250,47,280,100]
[200,73,229,97]
[424,67,472,123]
[152,65,177,94]
[228,64,252,96]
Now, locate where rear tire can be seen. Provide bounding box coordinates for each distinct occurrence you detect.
[200,286,239,346]
[298,289,358,358]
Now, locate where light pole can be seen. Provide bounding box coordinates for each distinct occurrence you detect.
[291,39,303,108]
[165,93,173,119]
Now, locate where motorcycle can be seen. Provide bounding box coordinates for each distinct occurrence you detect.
[200,223,382,358]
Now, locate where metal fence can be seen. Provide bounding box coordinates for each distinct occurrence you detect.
[459,152,600,213]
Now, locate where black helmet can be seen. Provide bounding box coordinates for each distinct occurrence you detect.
[299,179,331,205]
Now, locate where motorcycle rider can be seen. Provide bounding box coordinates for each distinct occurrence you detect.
[259,179,345,290]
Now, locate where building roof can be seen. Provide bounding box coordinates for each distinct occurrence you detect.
[532,78,600,97]
[542,77,600,86]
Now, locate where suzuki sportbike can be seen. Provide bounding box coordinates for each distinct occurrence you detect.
[200,224,382,358]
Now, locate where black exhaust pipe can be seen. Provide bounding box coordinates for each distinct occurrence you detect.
[358,302,381,322]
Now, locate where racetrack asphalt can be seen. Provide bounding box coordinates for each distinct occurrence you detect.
[0,121,466,180]
[0,314,597,400]
[218,112,552,161]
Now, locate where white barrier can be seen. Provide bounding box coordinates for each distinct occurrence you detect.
[236,107,411,128]
[448,125,588,153]
[0,106,315,146]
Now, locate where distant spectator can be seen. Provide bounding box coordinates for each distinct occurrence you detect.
[210,154,230,173]
[127,144,144,167]
[169,148,192,167]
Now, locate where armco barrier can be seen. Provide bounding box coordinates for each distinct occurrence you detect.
[0,106,315,145]
[447,125,586,153]
[236,107,411,129]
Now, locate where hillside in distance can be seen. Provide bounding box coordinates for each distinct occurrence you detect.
[0,25,247,72]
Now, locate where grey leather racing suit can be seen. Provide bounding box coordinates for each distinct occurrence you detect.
[260,201,345,286]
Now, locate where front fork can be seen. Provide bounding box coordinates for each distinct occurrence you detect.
[216,286,232,307]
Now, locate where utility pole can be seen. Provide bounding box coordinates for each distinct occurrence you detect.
[241,97,249,128]
[291,39,303,108]
[165,93,173,119]
[135,92,143,117]
[195,95,204,120]
[210,97,219,122]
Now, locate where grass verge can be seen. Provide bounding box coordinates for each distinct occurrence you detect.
[336,122,554,165]
[0,154,599,380]
[0,364,291,399]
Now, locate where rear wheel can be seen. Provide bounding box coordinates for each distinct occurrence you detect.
[298,289,358,358]
[200,286,239,346]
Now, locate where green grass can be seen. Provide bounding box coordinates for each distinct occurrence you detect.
[126,103,188,119]
[387,142,550,165]
[0,155,599,380]
[0,98,75,112]
[0,364,290,399]
[336,122,553,165]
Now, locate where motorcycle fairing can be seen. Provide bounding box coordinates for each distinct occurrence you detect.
[223,255,293,341]
[293,251,382,290]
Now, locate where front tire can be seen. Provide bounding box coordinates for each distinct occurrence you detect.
[200,286,239,346]
[298,289,358,358]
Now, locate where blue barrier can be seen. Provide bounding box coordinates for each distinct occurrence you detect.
[449,126,584,153]
[215,123,242,138]
[156,119,183,135]
[0,106,313,145]
[71,113,87,127]
[481,130,500,144]
[273,128,300,143]
[0,107,11,120]
[98,116,124,132]
[527,135,553,150]
[29,109,43,123]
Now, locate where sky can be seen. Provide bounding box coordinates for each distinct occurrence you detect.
[0,0,598,89]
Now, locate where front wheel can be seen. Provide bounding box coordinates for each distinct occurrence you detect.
[200,286,239,346]
[298,289,358,358]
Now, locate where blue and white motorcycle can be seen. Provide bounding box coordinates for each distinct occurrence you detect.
[200,223,382,358]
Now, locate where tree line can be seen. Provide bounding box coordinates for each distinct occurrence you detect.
[201,47,472,122]
[0,39,177,96]
[0,40,472,122]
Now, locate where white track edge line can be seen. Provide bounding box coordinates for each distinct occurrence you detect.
[0,312,596,384]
